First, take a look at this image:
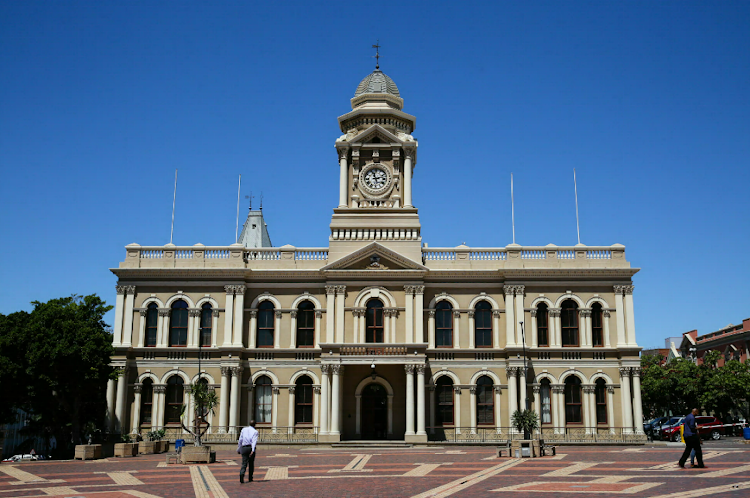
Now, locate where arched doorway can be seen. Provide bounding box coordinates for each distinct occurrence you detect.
[360,384,388,439]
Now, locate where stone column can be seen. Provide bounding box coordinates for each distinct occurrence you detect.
[454,386,462,430]
[405,365,415,435]
[223,286,235,347]
[131,384,142,434]
[358,310,366,342]
[157,308,170,347]
[416,365,426,436]
[469,386,477,433]
[515,286,525,347]
[552,385,564,433]
[403,148,414,207]
[211,308,219,348]
[137,309,147,347]
[335,286,346,343]
[232,285,245,347]
[325,286,336,343]
[404,286,414,343]
[631,367,644,434]
[623,285,637,346]
[271,310,280,348]
[272,387,280,433]
[619,367,634,434]
[314,310,322,348]
[187,309,199,347]
[429,386,436,434]
[330,365,342,435]
[506,367,518,431]
[218,367,230,433]
[582,385,595,434]
[383,310,392,343]
[290,310,298,348]
[495,386,503,430]
[106,378,116,432]
[453,310,461,349]
[248,310,257,348]
[338,148,348,208]
[114,367,128,433]
[503,286,515,347]
[184,384,194,431]
[606,386,615,433]
[530,309,538,348]
[313,386,321,430]
[492,310,501,349]
[154,385,166,430]
[519,368,528,412]
[229,366,242,432]
[613,286,627,347]
[532,385,541,429]
[113,285,126,346]
[121,286,136,347]
[550,309,561,347]
[288,387,296,428]
[428,310,436,349]
[414,286,424,343]
[468,310,476,349]
[581,310,591,347]
[603,310,612,347]
[246,386,254,425]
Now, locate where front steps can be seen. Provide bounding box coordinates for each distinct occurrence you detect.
[331,440,413,448]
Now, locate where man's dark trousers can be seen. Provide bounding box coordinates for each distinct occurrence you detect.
[679,435,704,467]
[240,445,255,481]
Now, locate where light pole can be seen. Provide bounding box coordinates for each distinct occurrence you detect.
[520,321,531,439]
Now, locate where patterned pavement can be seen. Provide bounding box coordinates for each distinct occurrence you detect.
[1,443,749,497]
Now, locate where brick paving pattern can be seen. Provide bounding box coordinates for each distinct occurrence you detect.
[1,444,749,497]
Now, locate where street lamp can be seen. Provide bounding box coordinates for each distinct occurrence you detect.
[520,321,531,439]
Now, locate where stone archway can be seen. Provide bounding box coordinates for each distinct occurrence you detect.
[355,375,394,438]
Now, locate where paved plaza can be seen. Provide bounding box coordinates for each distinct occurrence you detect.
[1,443,750,498]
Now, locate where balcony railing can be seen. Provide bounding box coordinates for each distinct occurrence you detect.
[427,426,646,443]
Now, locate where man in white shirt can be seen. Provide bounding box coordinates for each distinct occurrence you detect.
[237,420,259,483]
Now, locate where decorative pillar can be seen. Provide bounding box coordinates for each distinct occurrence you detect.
[137,309,147,348]
[187,309,200,347]
[414,286,424,343]
[121,286,136,347]
[383,310,392,343]
[272,387,280,433]
[468,311,476,349]
[550,309,561,347]
[631,367,644,434]
[506,367,518,431]
[273,311,282,348]
[494,386,503,431]
[335,286,346,343]
[613,286,626,347]
[519,368,528,412]
[114,367,128,433]
[157,308,170,347]
[515,286,525,348]
[113,285,126,346]
[232,285,245,347]
[532,385,541,430]
[403,148,414,207]
[288,387,296,428]
[530,309,538,348]
[184,384,194,431]
[453,386,462,431]
[429,386,436,434]
[416,365,426,435]
[492,310,501,349]
[218,367,230,433]
[603,310,612,347]
[428,310,436,349]
[606,386,615,433]
[623,285,637,346]
[452,310,461,349]
[229,366,242,432]
[469,386,477,433]
[358,310,366,342]
[246,386,254,425]
[405,365,415,435]
[248,310,257,348]
[131,384,142,434]
[325,286,336,343]
[552,385,564,433]
[619,367,634,434]
[313,386,321,430]
[106,378,116,432]
[314,310,322,348]
[290,310,298,348]
[503,285,515,347]
[211,308,219,348]
[223,286,235,347]
[338,148,348,208]
[330,365,342,435]
[154,385,166,430]
[404,286,414,343]
[582,385,595,434]
[581,310,591,347]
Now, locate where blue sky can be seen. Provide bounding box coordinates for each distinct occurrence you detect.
[1,1,748,348]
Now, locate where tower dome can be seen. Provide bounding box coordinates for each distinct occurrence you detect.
[354,69,400,98]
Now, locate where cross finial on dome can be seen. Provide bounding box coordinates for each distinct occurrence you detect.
[372,40,381,69]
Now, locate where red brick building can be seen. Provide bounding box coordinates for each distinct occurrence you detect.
[679,318,750,366]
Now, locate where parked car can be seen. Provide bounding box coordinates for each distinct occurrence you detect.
[2,454,40,463]
[660,416,686,441]
[644,416,670,437]
[695,416,724,440]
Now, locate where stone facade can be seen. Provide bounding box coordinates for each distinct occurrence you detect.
[107,67,644,443]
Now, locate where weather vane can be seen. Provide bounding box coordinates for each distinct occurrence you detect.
[245,191,254,210]
[372,40,381,69]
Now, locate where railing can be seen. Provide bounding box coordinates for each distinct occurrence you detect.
[427,427,647,443]
[423,250,455,261]
[166,351,187,360]
[587,249,611,259]
[176,250,193,259]
[521,250,545,260]
[141,249,164,259]
[470,250,506,261]
[295,249,328,261]
[255,352,274,360]
[475,352,494,360]
[562,351,582,360]
[593,351,606,360]
[151,426,318,444]
[557,250,575,259]
[340,346,408,355]
[434,352,455,360]
[205,249,229,259]
[295,352,315,361]
[537,352,551,360]
[245,249,280,261]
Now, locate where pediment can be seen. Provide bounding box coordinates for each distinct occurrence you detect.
[321,242,427,272]
[349,125,403,145]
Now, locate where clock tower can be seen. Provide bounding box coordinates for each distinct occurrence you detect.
[329,66,422,263]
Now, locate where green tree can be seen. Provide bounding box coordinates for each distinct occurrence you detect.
[0,295,114,457]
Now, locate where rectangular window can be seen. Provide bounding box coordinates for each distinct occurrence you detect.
[595,385,607,424]
[295,385,313,424]
[437,386,454,425]
[537,308,549,347]
[200,309,212,347]
[541,383,551,424]
[561,308,579,347]
[255,385,272,424]
[257,310,275,347]
[476,386,494,425]
[296,310,315,347]
[436,309,453,347]
[592,308,603,347]
[474,310,492,347]
[145,309,158,347]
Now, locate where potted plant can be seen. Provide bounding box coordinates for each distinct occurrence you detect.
[179,380,219,463]
[114,434,137,457]
[511,409,541,457]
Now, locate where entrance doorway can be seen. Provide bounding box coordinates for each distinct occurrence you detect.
[360,383,388,439]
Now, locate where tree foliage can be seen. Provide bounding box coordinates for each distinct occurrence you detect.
[0,295,114,457]
[640,352,750,420]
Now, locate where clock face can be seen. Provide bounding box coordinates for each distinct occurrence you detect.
[364,167,388,190]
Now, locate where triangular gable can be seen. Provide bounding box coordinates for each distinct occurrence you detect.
[321,242,427,271]
[349,124,403,145]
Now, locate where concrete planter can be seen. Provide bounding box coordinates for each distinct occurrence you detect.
[114,443,138,457]
[181,445,213,464]
[74,444,102,460]
[138,441,156,454]
[158,441,170,453]
[510,439,541,458]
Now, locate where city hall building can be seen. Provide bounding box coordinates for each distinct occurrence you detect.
[107,66,645,444]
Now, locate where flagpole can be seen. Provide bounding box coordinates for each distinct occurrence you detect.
[511,173,516,244]
[170,169,178,244]
[235,174,242,243]
[573,168,581,244]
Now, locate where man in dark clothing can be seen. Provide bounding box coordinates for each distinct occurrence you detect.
[678,408,705,468]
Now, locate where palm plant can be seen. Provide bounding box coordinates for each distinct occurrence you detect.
[511,409,539,438]
[180,381,219,446]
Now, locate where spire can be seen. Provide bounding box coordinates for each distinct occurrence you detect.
[372,41,380,70]
[238,207,272,248]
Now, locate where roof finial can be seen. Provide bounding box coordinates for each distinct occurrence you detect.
[245,191,254,211]
[372,40,381,70]
[260,191,263,211]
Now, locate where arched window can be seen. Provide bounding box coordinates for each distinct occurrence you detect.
[366,299,384,343]
[561,300,579,347]
[595,378,607,425]
[435,301,453,347]
[540,379,552,424]
[564,376,582,424]
[169,300,188,347]
[195,377,210,421]
[591,303,603,347]
[257,301,275,347]
[296,301,315,347]
[145,303,158,347]
[141,379,154,425]
[254,376,272,424]
[435,376,454,426]
[536,303,549,347]
[475,376,494,425]
[294,376,314,425]
[165,376,184,424]
[474,301,492,348]
[199,303,213,347]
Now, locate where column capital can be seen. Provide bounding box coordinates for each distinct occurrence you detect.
[582,385,596,394]
[607,386,615,394]
[139,309,147,317]
[188,309,201,317]
[116,285,127,295]
[158,308,170,317]
[403,147,416,161]
[313,386,321,394]
[315,310,323,318]
[453,386,462,394]
[332,364,344,375]
[153,385,166,394]
[493,385,503,394]
[335,285,347,294]
[415,364,426,375]
[492,310,501,318]
[336,146,350,160]
[503,285,515,295]
[613,284,635,295]
[428,310,436,317]
[220,366,232,377]
[230,366,243,377]
[630,367,642,377]
[505,366,519,377]
[551,384,564,394]
[249,310,257,318]
[514,285,525,296]
[290,310,298,318]
[133,383,143,393]
[469,386,477,394]
[124,285,136,295]
[532,385,540,394]
[530,309,537,317]
[453,310,461,318]
[413,285,425,295]
[619,367,631,378]
[404,285,415,294]
[288,386,295,395]
[272,387,280,394]
[549,309,561,317]
[275,310,283,318]
[325,285,337,296]
[321,364,332,375]
[579,309,592,317]
[603,310,611,318]
[468,310,475,318]
[404,364,415,375]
